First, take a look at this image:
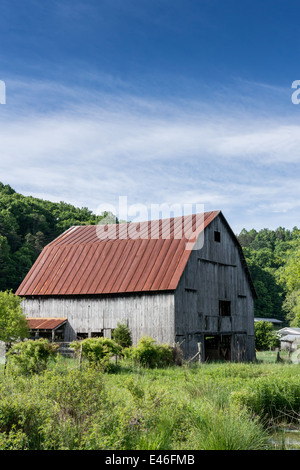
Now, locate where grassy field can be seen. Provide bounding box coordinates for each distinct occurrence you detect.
[0,353,299,450]
[256,350,290,363]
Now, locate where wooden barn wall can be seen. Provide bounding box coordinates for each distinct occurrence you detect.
[22,292,175,346]
[174,215,255,361]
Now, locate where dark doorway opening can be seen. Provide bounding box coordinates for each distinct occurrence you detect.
[204,335,231,361]
[219,300,231,316]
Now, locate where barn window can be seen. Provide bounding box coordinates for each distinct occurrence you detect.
[219,300,231,316]
[77,332,88,340]
[91,331,104,338]
[214,231,221,242]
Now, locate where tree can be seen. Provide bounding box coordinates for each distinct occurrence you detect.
[254,321,280,351]
[0,291,29,350]
[278,246,300,293]
[238,228,258,248]
[282,290,300,327]
[277,246,300,326]
[237,226,300,323]
[111,321,132,350]
[246,261,284,320]
[0,235,15,290]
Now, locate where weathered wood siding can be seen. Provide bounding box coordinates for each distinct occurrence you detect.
[22,292,175,346]
[21,213,255,362]
[174,215,255,360]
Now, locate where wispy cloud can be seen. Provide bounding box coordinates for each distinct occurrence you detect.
[0,77,299,232]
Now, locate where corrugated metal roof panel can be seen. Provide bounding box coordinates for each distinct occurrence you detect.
[26,318,67,330]
[16,211,220,296]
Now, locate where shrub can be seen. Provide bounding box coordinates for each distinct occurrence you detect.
[0,428,29,450]
[111,322,132,350]
[6,339,58,375]
[255,321,280,350]
[0,393,51,449]
[0,368,107,450]
[70,337,121,369]
[124,336,173,368]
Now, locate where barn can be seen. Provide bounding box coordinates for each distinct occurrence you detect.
[16,210,256,361]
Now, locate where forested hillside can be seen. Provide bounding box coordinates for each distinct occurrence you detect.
[238,226,300,326]
[0,183,111,292]
[0,182,299,327]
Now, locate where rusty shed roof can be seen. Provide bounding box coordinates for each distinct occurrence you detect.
[16,211,219,297]
[26,318,67,330]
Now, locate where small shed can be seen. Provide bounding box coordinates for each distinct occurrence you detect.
[27,318,67,342]
[278,327,300,351]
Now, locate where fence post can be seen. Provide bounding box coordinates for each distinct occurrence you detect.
[79,343,83,369]
[197,342,202,363]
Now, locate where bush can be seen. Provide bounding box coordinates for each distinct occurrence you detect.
[111,322,132,350]
[6,339,58,375]
[70,337,121,369]
[0,368,107,450]
[255,321,280,350]
[124,336,173,368]
[0,428,29,450]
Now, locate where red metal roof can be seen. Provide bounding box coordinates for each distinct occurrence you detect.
[26,318,67,330]
[16,211,220,297]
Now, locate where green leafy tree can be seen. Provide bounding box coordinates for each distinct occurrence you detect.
[277,245,300,326]
[0,291,29,349]
[237,228,258,248]
[238,226,299,323]
[282,290,300,327]
[0,235,15,290]
[278,246,300,292]
[111,321,132,350]
[254,321,280,351]
[245,261,284,320]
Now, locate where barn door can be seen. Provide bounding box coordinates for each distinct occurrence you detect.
[204,335,232,361]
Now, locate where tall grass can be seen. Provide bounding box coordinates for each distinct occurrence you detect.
[0,359,299,450]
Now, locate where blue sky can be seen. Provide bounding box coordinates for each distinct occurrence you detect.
[1,0,300,233]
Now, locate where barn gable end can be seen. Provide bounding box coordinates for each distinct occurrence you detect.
[174,212,255,361]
